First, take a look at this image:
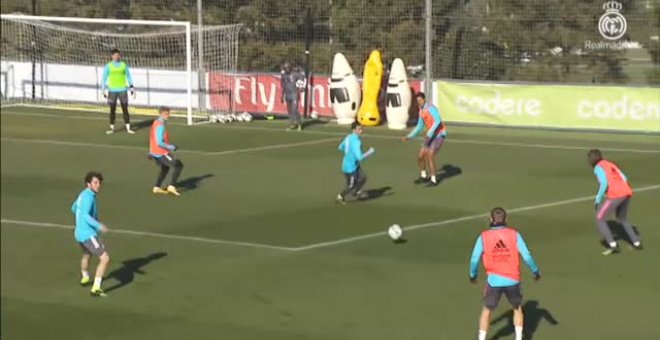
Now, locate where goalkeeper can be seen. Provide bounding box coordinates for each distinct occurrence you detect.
[102,49,135,134]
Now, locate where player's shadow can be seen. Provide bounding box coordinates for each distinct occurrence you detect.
[178,174,214,192]
[605,220,641,246]
[434,164,462,184]
[489,300,558,340]
[104,252,168,293]
[357,186,393,202]
[132,119,155,131]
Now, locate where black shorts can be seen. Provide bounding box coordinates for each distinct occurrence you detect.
[108,91,128,105]
[483,284,522,310]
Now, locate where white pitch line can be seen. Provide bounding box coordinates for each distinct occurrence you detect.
[3,184,659,252]
[0,218,296,252]
[3,110,659,154]
[0,137,336,156]
[291,184,660,252]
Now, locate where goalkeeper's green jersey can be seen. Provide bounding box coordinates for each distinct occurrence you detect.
[102,61,133,92]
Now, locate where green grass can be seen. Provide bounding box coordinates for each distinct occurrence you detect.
[2,106,660,340]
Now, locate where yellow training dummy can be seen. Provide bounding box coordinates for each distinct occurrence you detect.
[357,50,383,126]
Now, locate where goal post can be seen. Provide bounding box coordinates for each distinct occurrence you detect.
[0,14,241,125]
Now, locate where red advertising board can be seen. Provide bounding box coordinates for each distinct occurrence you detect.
[208,72,421,117]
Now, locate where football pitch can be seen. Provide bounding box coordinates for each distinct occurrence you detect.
[1,106,659,340]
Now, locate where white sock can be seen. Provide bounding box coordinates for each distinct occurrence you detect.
[93,277,103,288]
[515,326,523,340]
[109,124,114,130]
[81,271,89,278]
[633,241,641,246]
[478,330,487,340]
[125,123,131,130]
[609,241,617,248]
[421,170,427,178]
[431,175,437,183]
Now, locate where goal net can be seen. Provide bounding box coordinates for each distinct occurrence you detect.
[1,14,241,125]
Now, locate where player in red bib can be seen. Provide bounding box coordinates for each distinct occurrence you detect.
[469,207,541,340]
[149,107,183,196]
[401,92,446,186]
[588,149,642,255]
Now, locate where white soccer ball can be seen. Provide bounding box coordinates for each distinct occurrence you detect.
[310,111,319,119]
[388,224,403,240]
[210,114,218,123]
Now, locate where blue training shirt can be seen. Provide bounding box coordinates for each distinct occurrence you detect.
[101,61,134,92]
[407,103,446,139]
[469,226,539,287]
[593,165,628,204]
[338,132,373,174]
[71,188,102,242]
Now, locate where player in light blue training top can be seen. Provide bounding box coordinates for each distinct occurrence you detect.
[402,92,447,186]
[469,208,541,340]
[336,122,375,204]
[71,171,110,297]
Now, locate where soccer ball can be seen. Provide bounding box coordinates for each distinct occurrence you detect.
[388,224,403,241]
[310,111,319,119]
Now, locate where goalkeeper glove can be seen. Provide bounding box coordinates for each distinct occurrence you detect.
[102,89,108,98]
[130,86,136,99]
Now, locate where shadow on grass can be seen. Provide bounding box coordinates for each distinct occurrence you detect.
[435,164,462,184]
[132,119,155,131]
[178,174,214,192]
[489,300,559,340]
[357,186,393,202]
[104,252,168,293]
